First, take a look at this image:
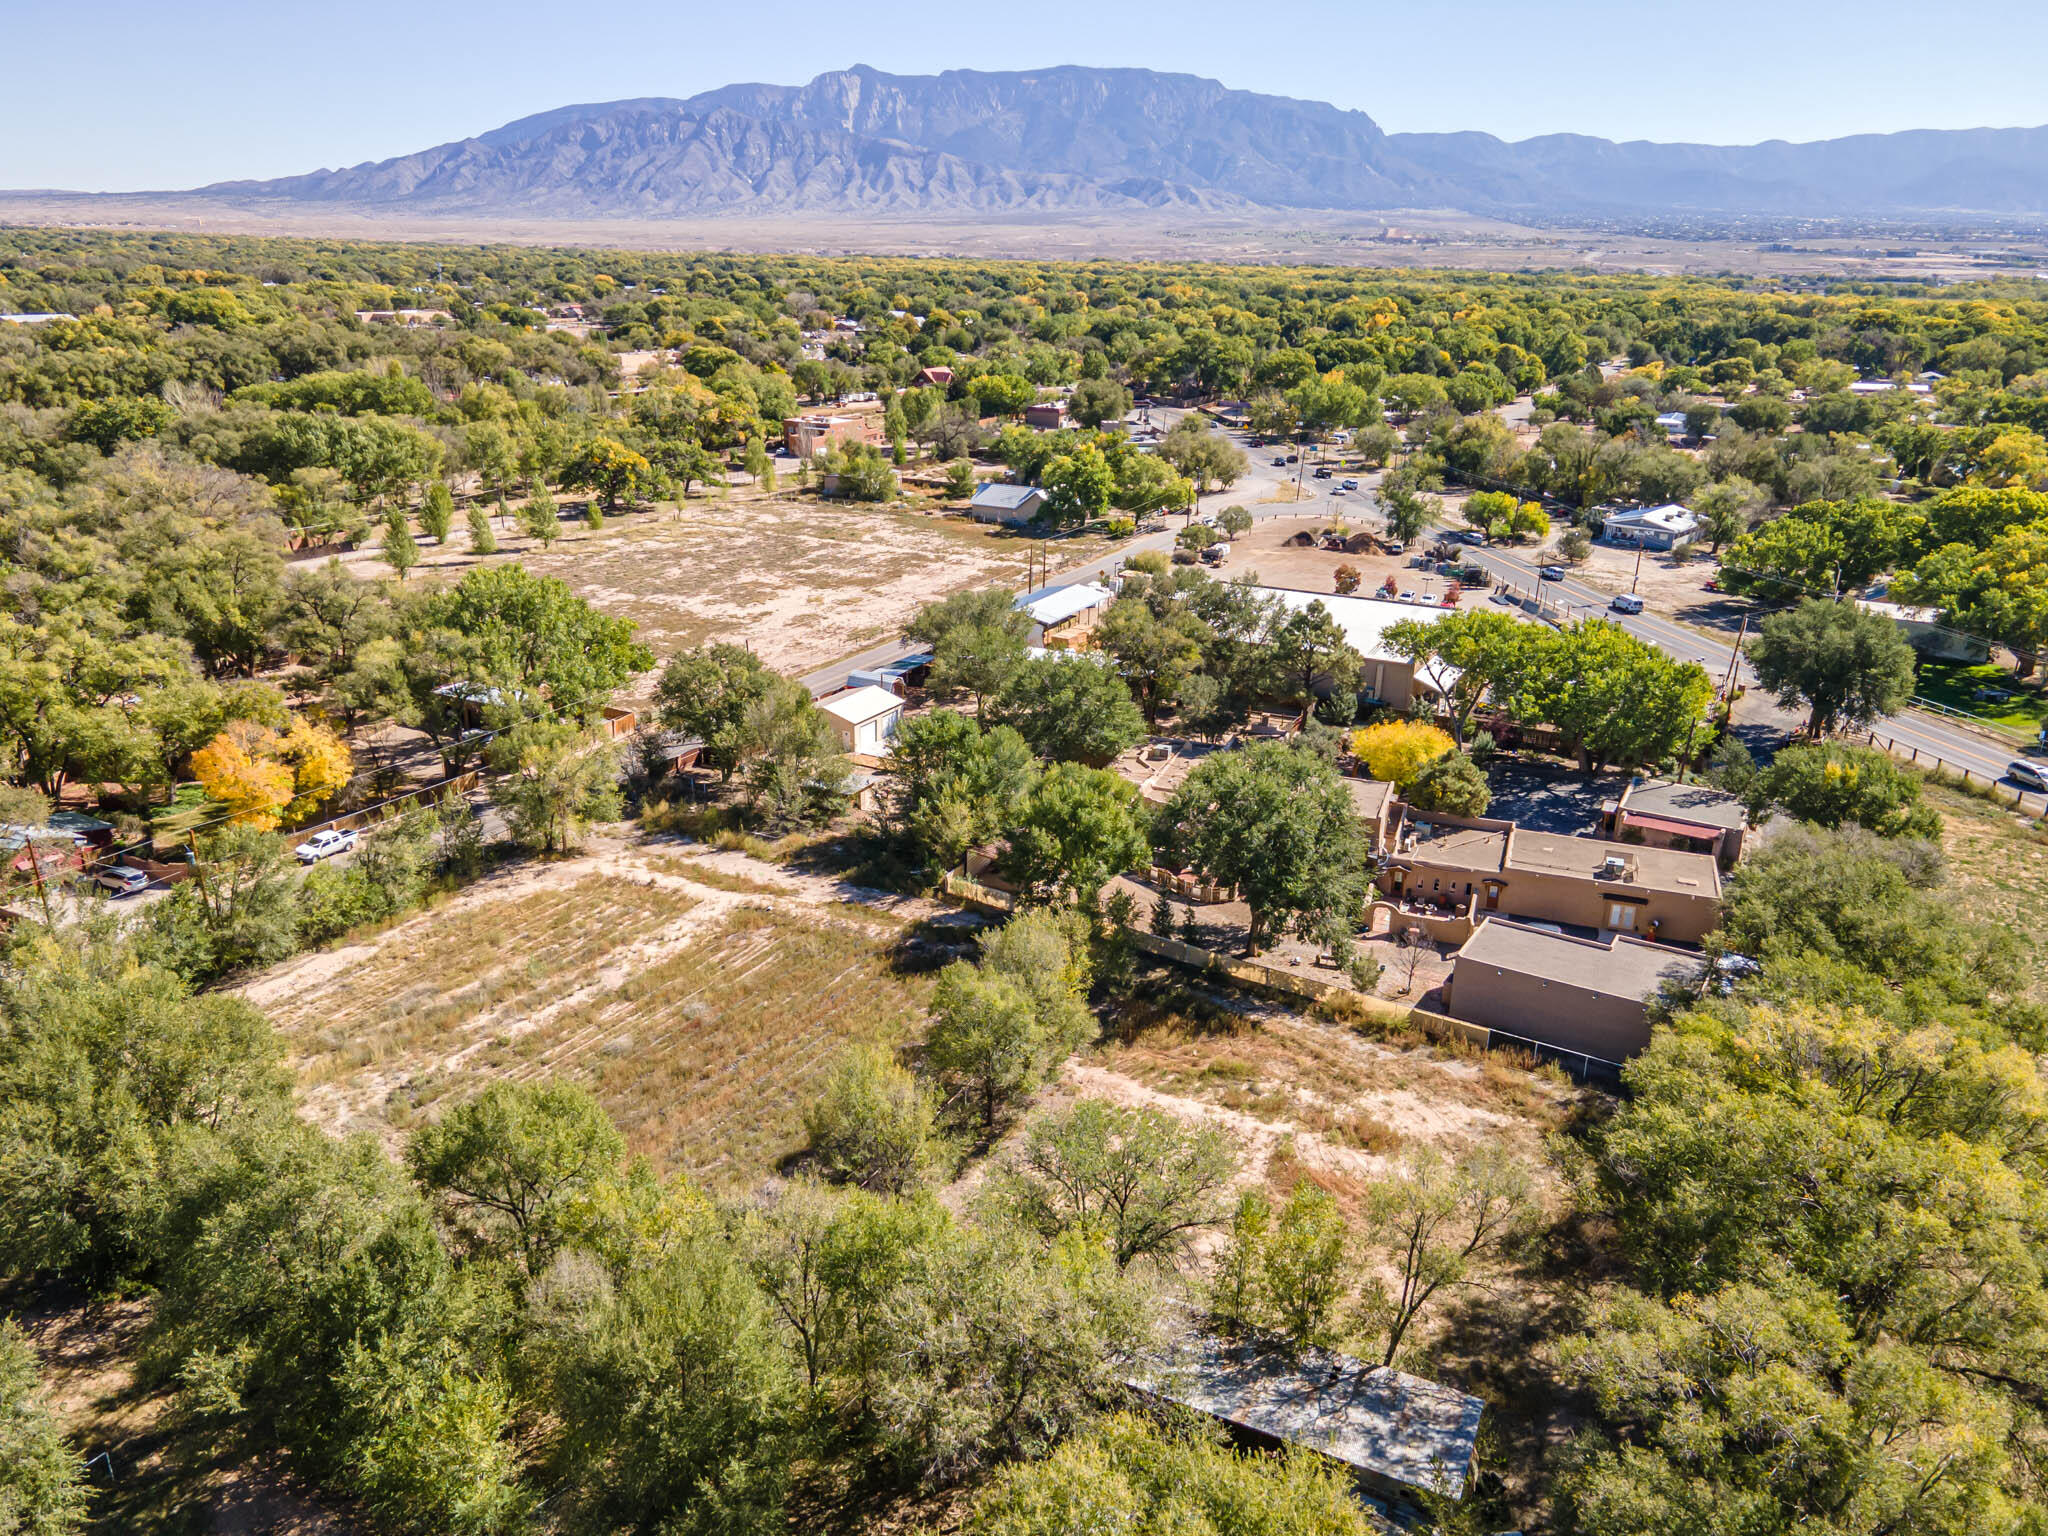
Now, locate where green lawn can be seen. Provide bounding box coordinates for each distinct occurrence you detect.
[1914,660,2048,740]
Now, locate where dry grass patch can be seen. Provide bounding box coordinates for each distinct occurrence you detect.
[409,904,934,1187]
[1930,781,2048,999]
[267,875,705,1090]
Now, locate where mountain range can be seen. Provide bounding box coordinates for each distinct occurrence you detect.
[190,66,2048,221]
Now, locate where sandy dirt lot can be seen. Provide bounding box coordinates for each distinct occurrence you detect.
[1211,510,1471,604]
[245,829,960,1190]
[324,489,1106,691]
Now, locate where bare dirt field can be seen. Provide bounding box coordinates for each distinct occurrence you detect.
[326,489,1105,689]
[246,831,957,1189]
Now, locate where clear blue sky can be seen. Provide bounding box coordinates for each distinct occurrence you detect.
[8,0,2046,191]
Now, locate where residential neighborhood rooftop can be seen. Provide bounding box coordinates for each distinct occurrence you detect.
[816,685,903,726]
[1507,828,1721,897]
[1618,775,1749,834]
[1017,580,1115,627]
[1456,917,1705,1001]
[970,481,1046,509]
[1258,587,1479,690]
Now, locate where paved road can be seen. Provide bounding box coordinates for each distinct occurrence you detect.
[1460,538,2048,812]
[797,402,2048,815]
[797,411,1316,695]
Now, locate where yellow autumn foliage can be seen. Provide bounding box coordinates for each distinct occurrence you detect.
[191,715,353,831]
[1349,720,1455,790]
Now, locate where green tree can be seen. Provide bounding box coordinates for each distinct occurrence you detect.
[886,711,1039,869]
[1756,739,1941,838]
[1067,378,1131,429]
[427,564,653,720]
[406,1080,624,1279]
[380,509,420,580]
[803,1044,943,1194]
[1517,621,1715,772]
[1156,740,1369,952]
[1357,1148,1532,1365]
[1259,1183,1350,1353]
[519,484,561,549]
[1746,598,1916,736]
[1042,444,1116,527]
[653,643,778,781]
[464,504,497,555]
[963,1412,1377,1536]
[995,1100,1232,1271]
[486,720,620,853]
[989,654,1145,766]
[739,679,850,830]
[419,481,455,544]
[0,1319,91,1535]
[1405,749,1491,816]
[905,589,1032,712]
[999,762,1151,907]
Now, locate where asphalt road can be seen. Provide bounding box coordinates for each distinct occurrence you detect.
[797,403,2048,815]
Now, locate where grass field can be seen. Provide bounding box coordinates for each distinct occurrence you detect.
[1928,780,2048,1000]
[256,848,942,1187]
[1915,660,2048,739]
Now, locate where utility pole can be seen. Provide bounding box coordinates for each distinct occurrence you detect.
[1631,547,1644,594]
[1722,612,1749,701]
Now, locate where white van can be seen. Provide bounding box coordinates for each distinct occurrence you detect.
[1609,593,1644,614]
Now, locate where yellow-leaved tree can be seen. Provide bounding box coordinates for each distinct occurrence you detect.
[192,716,352,830]
[1349,720,1454,790]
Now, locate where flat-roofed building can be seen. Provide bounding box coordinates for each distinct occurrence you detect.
[1446,916,1705,1061]
[1135,1333,1483,1516]
[1381,806,1722,945]
[1606,775,1751,868]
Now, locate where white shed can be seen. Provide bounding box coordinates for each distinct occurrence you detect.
[818,685,904,754]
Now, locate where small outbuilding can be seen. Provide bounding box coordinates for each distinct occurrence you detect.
[1445,916,1704,1062]
[1606,775,1751,868]
[1134,1333,1485,1518]
[970,482,1051,526]
[817,685,904,755]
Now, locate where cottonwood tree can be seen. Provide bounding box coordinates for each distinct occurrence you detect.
[989,654,1146,766]
[999,762,1150,908]
[995,1100,1233,1270]
[653,643,778,781]
[1156,741,1369,953]
[1358,1147,1534,1366]
[1746,598,1916,736]
[905,589,1033,712]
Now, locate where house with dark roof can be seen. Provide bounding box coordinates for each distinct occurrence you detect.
[1445,916,1705,1062]
[970,482,1050,526]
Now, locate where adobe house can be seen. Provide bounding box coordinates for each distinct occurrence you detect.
[1445,916,1706,1062]
[1604,775,1751,868]
[1379,805,1722,946]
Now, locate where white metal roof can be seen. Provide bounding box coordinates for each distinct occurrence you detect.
[1258,587,1474,692]
[1605,503,1698,532]
[1016,581,1115,627]
[818,685,903,725]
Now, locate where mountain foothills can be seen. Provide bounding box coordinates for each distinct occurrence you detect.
[190,65,2048,220]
